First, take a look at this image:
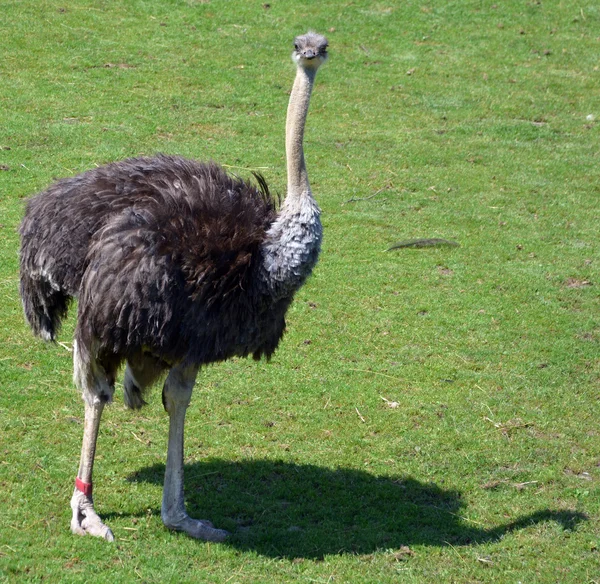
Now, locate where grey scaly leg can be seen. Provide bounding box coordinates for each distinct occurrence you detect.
[161,364,229,542]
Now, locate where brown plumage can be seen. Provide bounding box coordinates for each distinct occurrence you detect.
[21,156,276,340]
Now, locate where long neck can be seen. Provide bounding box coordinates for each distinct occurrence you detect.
[258,63,323,300]
[286,66,316,199]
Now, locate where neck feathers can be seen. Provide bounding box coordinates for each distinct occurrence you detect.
[258,64,322,299]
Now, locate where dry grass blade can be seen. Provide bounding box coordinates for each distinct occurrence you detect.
[344,187,390,204]
[386,238,459,250]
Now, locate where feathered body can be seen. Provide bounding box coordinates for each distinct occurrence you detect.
[18,31,329,542]
[20,155,301,395]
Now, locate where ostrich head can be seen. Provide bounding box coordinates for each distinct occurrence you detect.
[292,32,329,69]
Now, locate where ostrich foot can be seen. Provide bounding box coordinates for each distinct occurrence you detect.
[70,489,115,542]
[162,513,229,542]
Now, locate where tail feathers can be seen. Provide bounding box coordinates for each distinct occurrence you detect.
[20,273,70,341]
[123,368,148,410]
[122,357,165,409]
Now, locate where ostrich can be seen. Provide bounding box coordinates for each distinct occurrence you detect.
[19,32,328,542]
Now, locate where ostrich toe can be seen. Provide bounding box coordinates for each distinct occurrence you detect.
[70,489,115,542]
[163,514,229,542]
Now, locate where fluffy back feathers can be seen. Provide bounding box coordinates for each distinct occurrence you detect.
[20,155,279,355]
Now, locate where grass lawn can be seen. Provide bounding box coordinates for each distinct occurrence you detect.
[1,0,599,581]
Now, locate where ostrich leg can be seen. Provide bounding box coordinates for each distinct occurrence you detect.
[161,364,229,542]
[70,399,115,541]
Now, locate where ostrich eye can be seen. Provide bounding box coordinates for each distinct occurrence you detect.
[294,43,299,50]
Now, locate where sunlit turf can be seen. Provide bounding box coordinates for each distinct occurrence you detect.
[1,0,599,581]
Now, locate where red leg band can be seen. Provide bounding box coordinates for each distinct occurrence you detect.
[75,477,93,497]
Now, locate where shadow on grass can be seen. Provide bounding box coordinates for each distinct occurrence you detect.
[125,459,586,559]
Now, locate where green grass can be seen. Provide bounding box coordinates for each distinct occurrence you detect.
[1,0,599,581]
